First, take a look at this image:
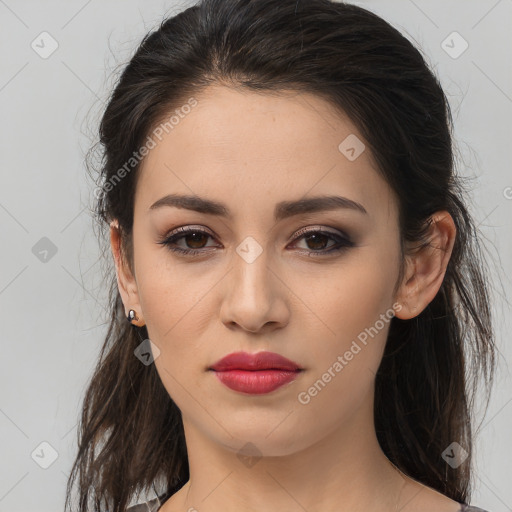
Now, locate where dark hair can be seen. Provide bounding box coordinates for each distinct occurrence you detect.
[65,0,498,510]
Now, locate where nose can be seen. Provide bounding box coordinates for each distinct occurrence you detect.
[219,243,290,334]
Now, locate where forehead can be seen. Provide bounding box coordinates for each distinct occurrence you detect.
[135,84,396,225]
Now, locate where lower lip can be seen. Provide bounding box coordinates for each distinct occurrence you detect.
[211,369,301,394]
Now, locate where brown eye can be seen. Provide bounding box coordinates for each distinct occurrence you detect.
[290,227,354,257]
[302,232,332,250]
[158,226,219,256]
[158,225,354,258]
[182,231,210,249]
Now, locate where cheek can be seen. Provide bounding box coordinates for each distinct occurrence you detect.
[293,246,400,413]
[293,245,399,348]
[138,263,214,412]
[139,270,211,354]
[133,245,211,361]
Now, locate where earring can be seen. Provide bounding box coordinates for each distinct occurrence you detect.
[127,309,139,324]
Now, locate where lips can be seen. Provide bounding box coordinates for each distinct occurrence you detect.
[209,351,302,372]
[209,351,303,395]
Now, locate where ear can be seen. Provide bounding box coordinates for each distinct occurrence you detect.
[110,220,145,327]
[394,211,456,320]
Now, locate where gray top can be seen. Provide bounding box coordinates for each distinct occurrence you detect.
[126,496,491,512]
[126,496,161,511]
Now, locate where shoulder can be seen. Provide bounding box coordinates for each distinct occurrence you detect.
[126,482,183,511]
[459,505,492,512]
[126,496,161,512]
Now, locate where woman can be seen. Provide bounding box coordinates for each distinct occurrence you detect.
[64,0,497,511]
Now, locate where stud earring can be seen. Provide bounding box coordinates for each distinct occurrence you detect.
[127,309,139,324]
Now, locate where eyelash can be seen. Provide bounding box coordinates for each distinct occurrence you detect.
[157,225,355,258]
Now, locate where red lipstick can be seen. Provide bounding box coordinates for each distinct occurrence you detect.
[209,351,303,395]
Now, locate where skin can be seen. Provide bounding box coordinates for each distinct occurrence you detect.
[110,84,459,512]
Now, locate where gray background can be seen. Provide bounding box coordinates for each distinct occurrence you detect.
[0,1,510,511]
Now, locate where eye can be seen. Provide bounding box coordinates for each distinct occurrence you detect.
[288,226,354,257]
[157,225,354,257]
[157,226,218,256]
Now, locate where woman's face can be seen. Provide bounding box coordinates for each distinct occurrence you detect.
[115,84,406,456]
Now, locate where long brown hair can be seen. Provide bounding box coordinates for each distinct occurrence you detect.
[65,0,498,510]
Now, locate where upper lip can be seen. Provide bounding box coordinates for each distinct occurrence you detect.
[209,351,303,371]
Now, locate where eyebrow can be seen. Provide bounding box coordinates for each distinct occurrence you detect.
[149,193,368,221]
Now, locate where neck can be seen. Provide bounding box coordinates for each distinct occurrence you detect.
[170,394,408,512]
